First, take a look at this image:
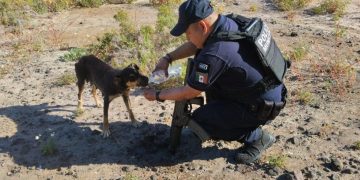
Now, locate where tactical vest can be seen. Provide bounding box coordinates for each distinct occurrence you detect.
[207,14,290,99]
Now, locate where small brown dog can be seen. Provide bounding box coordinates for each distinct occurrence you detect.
[75,55,148,137]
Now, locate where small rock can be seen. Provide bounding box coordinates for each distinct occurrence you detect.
[122,166,130,172]
[290,32,298,37]
[226,164,236,171]
[341,168,353,174]
[216,141,225,148]
[187,163,196,171]
[329,173,340,180]
[331,158,343,171]
[179,165,185,172]
[319,154,331,163]
[268,167,281,176]
[287,137,300,145]
[150,175,157,180]
[297,126,305,131]
[293,170,305,180]
[160,105,166,110]
[310,104,320,109]
[233,1,240,5]
[151,167,158,172]
[305,128,321,136]
[276,173,295,180]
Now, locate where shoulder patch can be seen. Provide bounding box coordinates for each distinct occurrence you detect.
[196,72,208,84]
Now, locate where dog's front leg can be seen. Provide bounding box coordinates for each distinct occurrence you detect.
[102,95,111,138]
[122,94,140,127]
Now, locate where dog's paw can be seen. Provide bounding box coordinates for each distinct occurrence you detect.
[102,129,111,138]
[96,103,103,108]
[131,120,142,128]
[75,108,84,117]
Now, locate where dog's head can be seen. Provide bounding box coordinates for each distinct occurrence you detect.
[117,63,148,89]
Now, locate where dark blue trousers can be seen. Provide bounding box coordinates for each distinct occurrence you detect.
[192,100,266,141]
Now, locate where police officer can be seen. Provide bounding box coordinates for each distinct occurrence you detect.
[143,0,284,164]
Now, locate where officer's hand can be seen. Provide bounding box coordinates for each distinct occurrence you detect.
[153,56,170,77]
[143,88,156,101]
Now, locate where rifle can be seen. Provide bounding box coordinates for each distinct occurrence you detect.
[168,58,210,154]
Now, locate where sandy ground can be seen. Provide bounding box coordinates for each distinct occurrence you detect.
[0,0,360,179]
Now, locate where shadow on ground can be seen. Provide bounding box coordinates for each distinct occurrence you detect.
[0,103,238,169]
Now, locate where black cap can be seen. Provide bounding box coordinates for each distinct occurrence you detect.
[170,0,214,36]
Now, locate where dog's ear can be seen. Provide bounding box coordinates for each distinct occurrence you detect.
[128,63,139,71]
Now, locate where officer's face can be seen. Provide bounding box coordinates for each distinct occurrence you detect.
[186,21,207,48]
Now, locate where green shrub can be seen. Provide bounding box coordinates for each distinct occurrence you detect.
[268,155,286,168]
[297,90,314,105]
[0,66,9,79]
[140,25,155,49]
[150,0,182,6]
[249,4,258,12]
[77,0,104,8]
[54,72,76,86]
[354,141,360,150]
[50,0,73,12]
[88,3,184,73]
[108,0,136,4]
[156,4,177,32]
[114,10,135,32]
[313,0,348,20]
[60,48,89,62]
[113,10,137,49]
[89,32,118,61]
[0,1,23,26]
[29,0,74,13]
[124,173,139,180]
[41,138,57,156]
[334,23,347,38]
[288,43,309,62]
[274,0,313,11]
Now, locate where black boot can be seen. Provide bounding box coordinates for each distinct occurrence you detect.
[235,130,275,164]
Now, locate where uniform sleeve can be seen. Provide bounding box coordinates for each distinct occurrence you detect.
[187,54,228,91]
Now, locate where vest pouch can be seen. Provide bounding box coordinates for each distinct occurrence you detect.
[256,100,274,120]
[268,101,285,120]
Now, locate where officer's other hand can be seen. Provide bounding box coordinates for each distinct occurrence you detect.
[153,56,170,77]
[143,88,156,101]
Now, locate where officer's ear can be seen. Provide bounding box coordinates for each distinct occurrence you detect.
[198,20,209,35]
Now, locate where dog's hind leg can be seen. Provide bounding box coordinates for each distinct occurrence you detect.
[76,79,85,111]
[122,93,141,127]
[102,95,111,138]
[75,62,86,111]
[91,85,103,108]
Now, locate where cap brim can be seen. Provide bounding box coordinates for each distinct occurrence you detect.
[170,22,188,37]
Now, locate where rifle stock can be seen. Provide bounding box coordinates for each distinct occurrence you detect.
[168,59,209,154]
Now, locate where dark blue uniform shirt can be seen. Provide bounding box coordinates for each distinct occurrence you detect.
[187,15,282,102]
